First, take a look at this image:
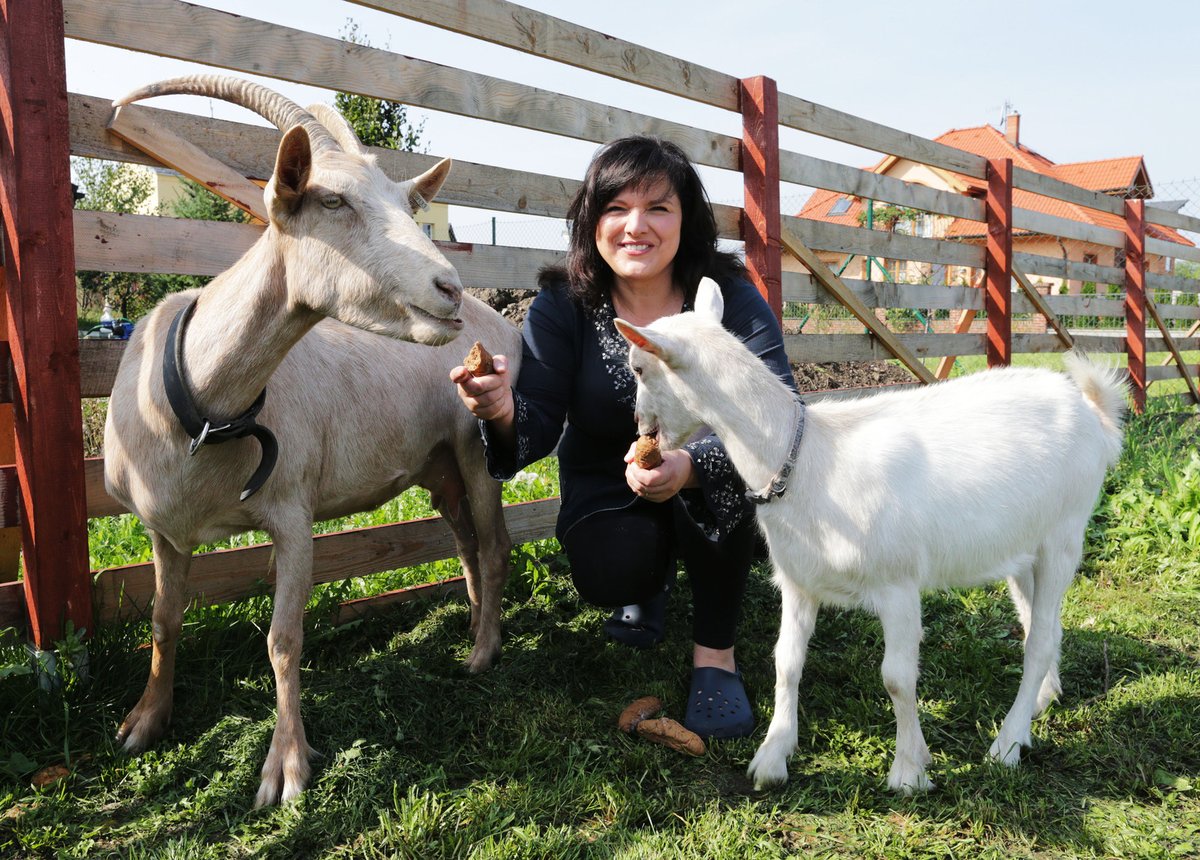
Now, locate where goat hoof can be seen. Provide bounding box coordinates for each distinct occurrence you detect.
[747,745,791,790]
[254,739,316,808]
[888,764,934,794]
[462,644,500,674]
[116,701,172,753]
[987,737,1024,767]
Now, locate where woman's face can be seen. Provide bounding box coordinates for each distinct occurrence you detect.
[594,178,682,292]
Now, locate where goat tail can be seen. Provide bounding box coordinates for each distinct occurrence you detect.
[1063,350,1127,464]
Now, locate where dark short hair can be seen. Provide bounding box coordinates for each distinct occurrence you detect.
[539,135,744,308]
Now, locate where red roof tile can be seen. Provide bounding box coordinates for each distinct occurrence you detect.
[799,123,1192,248]
[1052,157,1146,193]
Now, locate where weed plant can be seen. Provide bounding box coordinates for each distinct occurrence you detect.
[1,399,1198,858]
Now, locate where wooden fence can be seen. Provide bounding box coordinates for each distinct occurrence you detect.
[2,0,1198,648]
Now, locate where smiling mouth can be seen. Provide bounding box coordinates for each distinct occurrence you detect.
[410,304,464,330]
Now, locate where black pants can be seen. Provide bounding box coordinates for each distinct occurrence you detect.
[560,499,756,650]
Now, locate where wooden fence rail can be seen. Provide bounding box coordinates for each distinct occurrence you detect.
[1,0,1196,646]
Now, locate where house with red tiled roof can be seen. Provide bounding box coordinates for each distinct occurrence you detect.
[796,113,1192,295]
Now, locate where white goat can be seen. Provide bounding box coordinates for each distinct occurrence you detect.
[103,77,521,806]
[615,278,1125,793]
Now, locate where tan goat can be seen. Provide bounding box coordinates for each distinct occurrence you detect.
[103,76,521,806]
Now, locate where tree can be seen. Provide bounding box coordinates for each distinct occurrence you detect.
[74,158,249,321]
[334,21,426,152]
[149,179,250,301]
[171,179,249,223]
[73,159,159,321]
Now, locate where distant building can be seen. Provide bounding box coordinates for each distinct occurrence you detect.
[795,112,1193,294]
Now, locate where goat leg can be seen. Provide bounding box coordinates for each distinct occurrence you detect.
[748,577,818,790]
[989,530,1078,767]
[877,586,933,793]
[450,447,511,673]
[118,530,191,752]
[254,520,317,807]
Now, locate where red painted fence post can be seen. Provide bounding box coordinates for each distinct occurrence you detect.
[0,0,93,648]
[739,76,782,323]
[985,158,1013,367]
[1124,199,1147,414]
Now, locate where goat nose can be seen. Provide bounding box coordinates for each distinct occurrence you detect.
[434,274,463,306]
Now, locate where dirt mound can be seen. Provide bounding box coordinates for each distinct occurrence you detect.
[467,288,538,327]
[791,360,916,393]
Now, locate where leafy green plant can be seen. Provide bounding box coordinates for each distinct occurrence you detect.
[857,203,922,232]
[336,21,426,153]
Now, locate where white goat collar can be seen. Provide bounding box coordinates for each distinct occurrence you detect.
[745,395,806,505]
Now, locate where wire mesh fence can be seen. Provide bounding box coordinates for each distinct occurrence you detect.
[452,217,570,251]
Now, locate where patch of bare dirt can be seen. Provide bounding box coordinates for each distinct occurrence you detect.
[791,360,916,393]
[467,288,537,327]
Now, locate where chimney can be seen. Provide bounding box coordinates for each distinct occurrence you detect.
[1005,111,1021,146]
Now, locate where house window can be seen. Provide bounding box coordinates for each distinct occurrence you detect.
[828,197,852,216]
[1113,249,1126,269]
[1082,253,1098,266]
[422,223,434,238]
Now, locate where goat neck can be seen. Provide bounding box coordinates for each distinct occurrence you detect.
[684,328,800,498]
[175,239,320,421]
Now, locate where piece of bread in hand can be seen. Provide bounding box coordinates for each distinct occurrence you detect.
[633,435,662,469]
[463,341,495,377]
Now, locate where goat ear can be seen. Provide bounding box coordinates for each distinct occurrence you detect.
[270,125,312,215]
[694,277,724,321]
[406,158,452,212]
[614,318,676,366]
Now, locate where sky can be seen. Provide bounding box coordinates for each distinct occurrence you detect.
[63,0,1200,229]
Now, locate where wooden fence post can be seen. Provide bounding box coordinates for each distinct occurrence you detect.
[1124,199,1147,414]
[0,0,93,648]
[985,158,1013,367]
[0,287,21,582]
[739,75,782,322]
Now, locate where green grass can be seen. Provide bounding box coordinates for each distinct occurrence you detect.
[2,402,1199,858]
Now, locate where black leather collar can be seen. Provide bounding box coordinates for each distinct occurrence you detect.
[162,298,278,501]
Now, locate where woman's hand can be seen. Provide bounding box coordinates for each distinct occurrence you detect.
[450,354,515,430]
[624,444,697,503]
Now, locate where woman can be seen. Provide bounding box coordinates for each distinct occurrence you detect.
[450,136,799,740]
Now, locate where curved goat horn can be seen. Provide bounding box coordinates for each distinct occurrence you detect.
[113,75,340,154]
[305,103,367,155]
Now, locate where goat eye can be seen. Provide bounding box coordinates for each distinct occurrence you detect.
[632,365,643,377]
[320,195,344,210]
